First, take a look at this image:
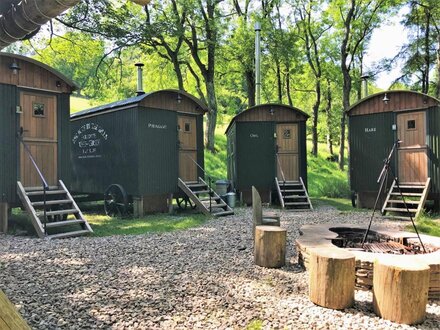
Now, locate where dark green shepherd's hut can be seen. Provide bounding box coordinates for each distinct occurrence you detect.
[226,104,312,209]
[348,90,440,215]
[70,90,233,217]
[0,53,92,239]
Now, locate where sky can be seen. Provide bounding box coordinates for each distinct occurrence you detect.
[364,6,410,90]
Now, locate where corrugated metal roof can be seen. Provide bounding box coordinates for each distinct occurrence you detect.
[71,94,148,118]
[71,89,208,119]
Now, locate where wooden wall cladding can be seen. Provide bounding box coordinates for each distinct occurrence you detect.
[349,91,439,116]
[235,105,308,123]
[0,55,71,93]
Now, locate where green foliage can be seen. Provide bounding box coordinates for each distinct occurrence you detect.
[86,213,207,237]
[245,319,263,330]
[70,96,94,113]
[307,142,350,198]
[205,133,228,182]
[7,208,207,237]
[311,197,359,212]
[407,212,440,237]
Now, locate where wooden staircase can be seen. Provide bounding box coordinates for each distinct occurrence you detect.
[17,180,93,239]
[381,178,431,220]
[178,177,234,217]
[275,177,313,210]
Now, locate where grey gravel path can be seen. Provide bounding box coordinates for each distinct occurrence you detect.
[0,206,439,329]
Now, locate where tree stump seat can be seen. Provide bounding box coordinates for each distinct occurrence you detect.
[254,225,287,268]
[308,247,356,310]
[373,256,430,325]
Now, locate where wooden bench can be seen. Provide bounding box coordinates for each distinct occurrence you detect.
[0,289,30,330]
[252,186,280,238]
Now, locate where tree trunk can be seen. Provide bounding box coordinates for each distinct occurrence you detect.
[0,0,81,49]
[172,56,184,91]
[339,64,352,170]
[373,257,430,325]
[276,62,282,103]
[286,71,293,106]
[422,10,431,94]
[205,80,217,152]
[311,80,321,156]
[437,35,440,99]
[246,69,255,107]
[325,79,334,155]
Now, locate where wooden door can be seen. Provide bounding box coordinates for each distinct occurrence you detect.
[276,123,299,181]
[397,111,427,183]
[178,115,198,181]
[20,92,58,186]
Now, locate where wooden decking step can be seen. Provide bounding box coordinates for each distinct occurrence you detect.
[199,196,221,202]
[24,185,58,191]
[213,210,234,217]
[193,190,210,194]
[384,207,417,213]
[48,229,91,239]
[37,208,78,217]
[387,200,420,204]
[280,189,304,193]
[382,215,412,221]
[187,183,207,188]
[31,199,72,206]
[26,189,66,196]
[390,192,422,197]
[45,219,86,228]
[397,185,425,189]
[285,202,310,206]
[284,195,307,199]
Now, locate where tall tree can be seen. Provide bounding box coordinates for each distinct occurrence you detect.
[397,0,439,95]
[296,0,332,156]
[329,0,395,170]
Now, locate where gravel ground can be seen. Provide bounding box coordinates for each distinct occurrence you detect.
[0,205,439,330]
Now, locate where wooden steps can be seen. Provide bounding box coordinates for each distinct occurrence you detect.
[17,180,93,239]
[275,177,313,210]
[178,177,234,217]
[0,289,30,330]
[381,178,431,220]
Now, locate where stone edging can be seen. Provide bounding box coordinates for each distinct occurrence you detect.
[296,223,440,299]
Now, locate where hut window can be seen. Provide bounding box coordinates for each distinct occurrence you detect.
[283,129,291,139]
[184,122,191,133]
[407,120,416,130]
[33,102,45,117]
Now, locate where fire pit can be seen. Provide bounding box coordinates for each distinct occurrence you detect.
[296,223,440,299]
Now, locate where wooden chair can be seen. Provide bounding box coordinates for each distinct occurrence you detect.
[252,186,280,238]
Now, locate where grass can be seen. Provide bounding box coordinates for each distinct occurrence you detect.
[406,212,440,237]
[8,206,207,237]
[205,134,228,182]
[307,142,350,198]
[70,95,93,113]
[311,197,360,212]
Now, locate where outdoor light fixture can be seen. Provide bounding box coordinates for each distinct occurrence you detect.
[177,93,182,104]
[382,93,389,104]
[9,60,20,75]
[269,107,274,116]
[56,81,62,88]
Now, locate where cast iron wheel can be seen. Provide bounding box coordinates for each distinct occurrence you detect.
[351,191,357,208]
[176,196,196,210]
[104,184,129,217]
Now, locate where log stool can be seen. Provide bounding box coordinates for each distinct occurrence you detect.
[254,225,286,268]
[309,248,355,309]
[373,256,430,325]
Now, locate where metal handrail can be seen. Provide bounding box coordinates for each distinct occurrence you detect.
[185,154,215,212]
[17,133,49,235]
[276,153,287,198]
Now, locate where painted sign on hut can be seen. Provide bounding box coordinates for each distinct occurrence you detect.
[225,103,312,209]
[70,90,234,217]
